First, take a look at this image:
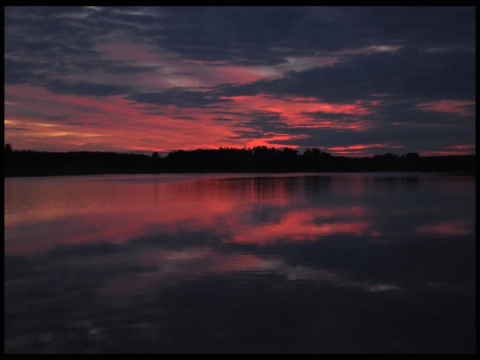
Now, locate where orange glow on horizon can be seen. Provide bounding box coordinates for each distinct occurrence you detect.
[5,84,381,153]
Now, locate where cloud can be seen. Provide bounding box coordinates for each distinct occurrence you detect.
[5,127,31,131]
[44,80,132,97]
[138,7,475,67]
[417,220,472,236]
[215,48,475,104]
[126,88,232,108]
[416,100,475,117]
[4,6,476,154]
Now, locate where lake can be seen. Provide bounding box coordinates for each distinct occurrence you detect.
[4,172,476,353]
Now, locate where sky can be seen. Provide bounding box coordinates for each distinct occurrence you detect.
[4,6,476,157]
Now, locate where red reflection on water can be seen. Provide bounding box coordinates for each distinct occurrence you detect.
[5,197,238,256]
[5,176,375,255]
[5,176,300,255]
[230,208,371,244]
[417,220,472,236]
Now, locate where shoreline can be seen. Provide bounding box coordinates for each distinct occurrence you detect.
[5,169,475,178]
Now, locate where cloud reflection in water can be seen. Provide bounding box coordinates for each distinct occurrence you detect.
[5,173,476,353]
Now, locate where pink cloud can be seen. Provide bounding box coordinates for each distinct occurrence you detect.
[416,100,475,116]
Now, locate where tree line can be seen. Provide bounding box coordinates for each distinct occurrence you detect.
[4,144,475,177]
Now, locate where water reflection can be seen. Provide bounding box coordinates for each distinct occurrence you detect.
[5,173,476,353]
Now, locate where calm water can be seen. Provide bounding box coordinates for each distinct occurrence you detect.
[5,173,476,353]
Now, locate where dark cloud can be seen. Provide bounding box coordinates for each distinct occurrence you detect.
[143,6,298,65]
[104,64,163,74]
[303,112,357,120]
[216,48,475,103]
[44,80,132,97]
[346,6,475,49]
[126,89,232,108]
[5,127,31,131]
[142,6,475,65]
[4,58,40,85]
[4,7,161,94]
[366,99,475,126]
[6,6,475,100]
[173,116,197,121]
[8,7,474,76]
[239,112,288,135]
[267,117,475,153]
[212,117,234,122]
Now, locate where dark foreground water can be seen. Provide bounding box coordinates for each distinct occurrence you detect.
[5,173,476,353]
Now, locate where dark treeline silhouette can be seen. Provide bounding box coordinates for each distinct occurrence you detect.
[4,144,476,177]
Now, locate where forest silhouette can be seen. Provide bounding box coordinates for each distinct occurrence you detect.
[4,144,475,177]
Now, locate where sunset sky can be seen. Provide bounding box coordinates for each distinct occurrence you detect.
[4,6,476,156]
